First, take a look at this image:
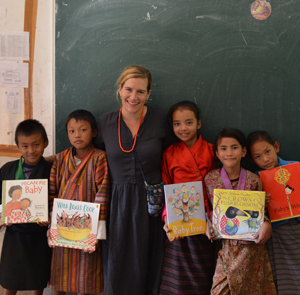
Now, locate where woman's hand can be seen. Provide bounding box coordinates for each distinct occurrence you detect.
[252,221,272,244]
[163,216,182,242]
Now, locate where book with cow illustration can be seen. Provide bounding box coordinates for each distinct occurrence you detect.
[48,198,100,251]
[212,189,265,240]
[1,179,48,224]
[259,163,300,222]
[164,181,206,240]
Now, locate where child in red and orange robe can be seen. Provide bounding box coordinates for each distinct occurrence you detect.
[159,101,215,295]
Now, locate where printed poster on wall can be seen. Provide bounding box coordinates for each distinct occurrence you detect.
[259,163,300,222]
[164,181,206,240]
[213,189,265,240]
[1,179,48,224]
[49,198,100,251]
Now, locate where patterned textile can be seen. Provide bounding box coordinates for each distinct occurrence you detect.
[8,209,28,223]
[266,213,300,295]
[204,169,276,295]
[259,157,300,294]
[159,135,215,294]
[48,146,109,294]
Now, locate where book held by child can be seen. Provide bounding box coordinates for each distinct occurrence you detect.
[213,189,265,240]
[1,179,48,224]
[164,181,206,239]
[49,198,100,251]
[259,162,300,222]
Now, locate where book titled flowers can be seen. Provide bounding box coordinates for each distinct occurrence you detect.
[49,198,100,251]
[213,189,265,240]
[1,179,48,224]
[164,181,206,239]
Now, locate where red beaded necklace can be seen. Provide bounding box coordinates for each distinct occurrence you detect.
[118,107,144,153]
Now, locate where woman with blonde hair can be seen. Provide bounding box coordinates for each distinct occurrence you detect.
[95,66,175,295]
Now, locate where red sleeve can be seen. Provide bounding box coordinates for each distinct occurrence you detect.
[161,149,173,185]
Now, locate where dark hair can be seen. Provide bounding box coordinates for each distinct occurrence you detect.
[8,185,22,198]
[285,185,294,192]
[65,110,97,132]
[168,100,200,122]
[15,119,48,145]
[213,128,247,168]
[21,198,32,207]
[246,131,277,155]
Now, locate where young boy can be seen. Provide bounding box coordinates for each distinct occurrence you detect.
[48,109,109,295]
[0,119,52,295]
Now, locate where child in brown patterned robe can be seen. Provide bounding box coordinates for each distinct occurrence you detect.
[204,128,276,295]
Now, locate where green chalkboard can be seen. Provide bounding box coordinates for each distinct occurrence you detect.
[56,0,300,161]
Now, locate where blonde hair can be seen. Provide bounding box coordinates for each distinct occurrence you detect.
[116,66,152,101]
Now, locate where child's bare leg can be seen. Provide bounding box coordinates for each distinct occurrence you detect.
[3,289,17,295]
[52,291,65,295]
[31,289,44,295]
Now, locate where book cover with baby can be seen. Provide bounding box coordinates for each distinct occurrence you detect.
[213,189,265,240]
[1,179,48,224]
[49,198,100,251]
[259,163,300,222]
[164,181,206,239]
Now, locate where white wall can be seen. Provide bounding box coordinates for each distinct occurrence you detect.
[0,0,54,167]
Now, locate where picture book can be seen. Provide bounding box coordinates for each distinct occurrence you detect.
[213,189,265,240]
[259,163,300,222]
[164,181,206,240]
[49,198,100,251]
[1,179,48,224]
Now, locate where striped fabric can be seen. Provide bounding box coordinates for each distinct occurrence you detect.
[159,235,215,295]
[48,146,109,293]
[266,223,300,295]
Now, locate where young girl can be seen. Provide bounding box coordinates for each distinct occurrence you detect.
[159,101,215,295]
[204,128,276,295]
[247,130,300,295]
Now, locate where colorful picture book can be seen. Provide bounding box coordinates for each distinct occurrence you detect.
[49,198,100,251]
[213,189,265,240]
[1,179,48,224]
[259,163,300,222]
[164,181,206,240]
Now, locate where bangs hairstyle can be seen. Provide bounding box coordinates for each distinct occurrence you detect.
[213,128,247,168]
[65,109,97,132]
[168,100,201,122]
[116,65,152,100]
[15,119,48,145]
[246,131,276,154]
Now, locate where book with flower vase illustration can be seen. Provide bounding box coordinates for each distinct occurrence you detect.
[259,163,300,222]
[1,179,48,224]
[49,198,100,251]
[164,181,206,239]
[213,189,265,240]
